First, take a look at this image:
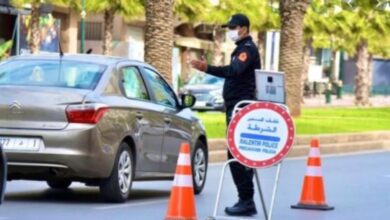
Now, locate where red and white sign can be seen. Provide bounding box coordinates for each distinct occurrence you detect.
[227,102,295,168]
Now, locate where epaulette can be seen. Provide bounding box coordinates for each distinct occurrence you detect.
[244,42,253,47]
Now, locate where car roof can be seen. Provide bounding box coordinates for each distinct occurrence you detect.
[6,53,151,68]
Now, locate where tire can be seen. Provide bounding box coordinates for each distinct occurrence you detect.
[192,140,208,194]
[100,142,134,203]
[47,179,72,189]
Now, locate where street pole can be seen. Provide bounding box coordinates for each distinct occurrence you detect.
[80,0,86,53]
[337,51,344,99]
[326,39,333,104]
[16,13,20,55]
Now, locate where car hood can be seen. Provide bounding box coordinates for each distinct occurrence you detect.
[183,84,221,93]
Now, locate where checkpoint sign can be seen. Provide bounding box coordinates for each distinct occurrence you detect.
[227,102,295,168]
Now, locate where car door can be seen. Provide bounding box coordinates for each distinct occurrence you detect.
[118,65,164,172]
[141,67,192,173]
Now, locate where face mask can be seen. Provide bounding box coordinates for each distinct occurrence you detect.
[227,30,240,42]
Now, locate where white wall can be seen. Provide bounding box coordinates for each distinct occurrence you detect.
[127,26,144,61]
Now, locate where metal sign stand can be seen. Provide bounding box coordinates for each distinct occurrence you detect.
[207,101,289,220]
[207,159,282,220]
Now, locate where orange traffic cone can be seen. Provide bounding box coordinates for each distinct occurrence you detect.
[165,143,197,220]
[291,138,334,210]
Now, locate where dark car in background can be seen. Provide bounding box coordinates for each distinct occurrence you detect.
[180,73,224,111]
[0,54,208,203]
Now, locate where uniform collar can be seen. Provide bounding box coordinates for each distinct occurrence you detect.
[235,35,252,46]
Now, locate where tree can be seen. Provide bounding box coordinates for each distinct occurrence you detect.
[341,1,390,106]
[279,0,310,117]
[12,0,42,54]
[200,0,236,66]
[174,0,211,23]
[87,0,143,55]
[144,0,174,83]
[12,0,81,54]
[247,1,280,68]
[302,0,354,99]
[0,41,13,61]
[173,0,211,81]
[203,0,279,66]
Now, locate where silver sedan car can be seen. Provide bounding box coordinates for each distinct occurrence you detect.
[0,54,208,203]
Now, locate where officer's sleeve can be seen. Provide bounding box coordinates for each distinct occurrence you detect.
[206,48,253,78]
[206,65,230,78]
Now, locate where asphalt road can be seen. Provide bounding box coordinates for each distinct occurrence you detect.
[0,151,389,220]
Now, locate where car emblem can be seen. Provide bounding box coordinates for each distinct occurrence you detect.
[8,101,23,115]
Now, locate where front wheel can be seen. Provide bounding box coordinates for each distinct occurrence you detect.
[100,142,134,203]
[192,140,208,194]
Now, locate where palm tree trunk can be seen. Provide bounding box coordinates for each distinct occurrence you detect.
[103,8,115,55]
[257,31,266,68]
[145,0,174,84]
[29,0,41,54]
[279,0,310,117]
[212,26,224,66]
[354,41,370,106]
[301,38,312,103]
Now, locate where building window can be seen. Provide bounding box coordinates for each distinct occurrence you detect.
[78,22,102,41]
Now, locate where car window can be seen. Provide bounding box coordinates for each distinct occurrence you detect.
[121,66,149,100]
[0,60,106,90]
[142,68,177,108]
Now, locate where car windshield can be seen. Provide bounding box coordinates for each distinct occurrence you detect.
[0,59,107,90]
[188,74,224,85]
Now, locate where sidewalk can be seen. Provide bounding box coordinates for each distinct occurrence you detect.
[303,94,390,107]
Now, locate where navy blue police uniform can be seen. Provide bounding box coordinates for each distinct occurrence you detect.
[206,35,261,202]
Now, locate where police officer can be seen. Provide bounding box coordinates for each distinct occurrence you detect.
[191,13,260,216]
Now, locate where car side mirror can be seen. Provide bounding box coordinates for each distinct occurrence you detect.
[180,94,196,109]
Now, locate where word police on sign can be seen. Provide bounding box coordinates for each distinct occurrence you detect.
[227,102,295,168]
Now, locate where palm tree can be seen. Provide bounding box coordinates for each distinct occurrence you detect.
[199,0,235,66]
[174,0,210,23]
[0,41,13,60]
[302,0,352,100]
[144,0,174,83]
[203,0,279,66]
[12,0,42,54]
[87,0,143,55]
[279,0,310,117]
[342,2,390,106]
[12,0,81,54]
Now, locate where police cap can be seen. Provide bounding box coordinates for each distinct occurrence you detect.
[222,13,250,28]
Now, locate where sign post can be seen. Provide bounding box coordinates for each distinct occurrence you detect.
[207,100,295,220]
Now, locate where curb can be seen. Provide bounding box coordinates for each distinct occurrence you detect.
[207,131,390,163]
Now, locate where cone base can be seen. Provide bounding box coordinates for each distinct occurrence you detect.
[291,203,334,211]
[164,217,197,220]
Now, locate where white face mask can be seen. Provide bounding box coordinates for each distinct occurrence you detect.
[227,30,240,42]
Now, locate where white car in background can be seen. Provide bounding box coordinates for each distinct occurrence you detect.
[180,73,225,112]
